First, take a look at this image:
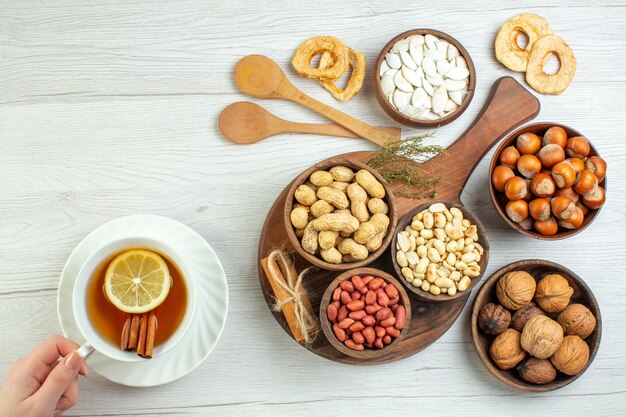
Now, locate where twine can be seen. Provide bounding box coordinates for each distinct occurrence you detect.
[266,250,319,345]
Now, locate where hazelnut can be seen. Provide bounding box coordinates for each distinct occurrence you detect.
[492,165,515,192]
[504,176,528,200]
[535,274,574,313]
[533,217,559,236]
[554,186,580,203]
[558,207,584,230]
[496,271,536,310]
[517,358,557,385]
[489,328,526,370]
[557,303,597,339]
[542,126,568,148]
[529,198,551,221]
[499,146,520,167]
[581,186,606,210]
[573,170,598,196]
[550,335,590,375]
[538,144,565,168]
[516,133,542,155]
[521,315,564,359]
[510,302,545,332]
[585,156,607,182]
[529,173,555,198]
[565,136,590,158]
[551,161,577,189]
[567,157,586,174]
[478,303,511,335]
[551,196,577,220]
[517,154,542,178]
[505,200,529,223]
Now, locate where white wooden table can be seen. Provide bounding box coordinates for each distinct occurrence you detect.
[2,1,625,415]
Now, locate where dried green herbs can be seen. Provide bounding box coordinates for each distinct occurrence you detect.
[365,133,445,199]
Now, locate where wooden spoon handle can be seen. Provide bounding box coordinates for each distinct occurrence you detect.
[283,121,401,140]
[285,88,400,147]
[422,77,540,200]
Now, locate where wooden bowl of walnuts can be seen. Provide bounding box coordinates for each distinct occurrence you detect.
[470,259,601,392]
[489,123,607,240]
[284,158,398,271]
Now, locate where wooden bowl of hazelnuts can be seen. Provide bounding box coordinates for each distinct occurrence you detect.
[470,259,601,392]
[489,123,607,239]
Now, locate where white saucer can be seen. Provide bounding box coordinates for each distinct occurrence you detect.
[57,215,228,387]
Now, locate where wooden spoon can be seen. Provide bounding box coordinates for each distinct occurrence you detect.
[219,102,401,144]
[233,55,401,147]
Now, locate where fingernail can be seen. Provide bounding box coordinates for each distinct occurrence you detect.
[64,351,83,371]
[81,362,89,377]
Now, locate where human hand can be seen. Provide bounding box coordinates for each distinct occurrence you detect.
[0,335,87,417]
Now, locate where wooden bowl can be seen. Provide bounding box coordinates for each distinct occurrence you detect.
[471,259,602,392]
[284,158,398,271]
[373,28,476,128]
[390,201,489,302]
[489,122,607,240]
[319,267,411,359]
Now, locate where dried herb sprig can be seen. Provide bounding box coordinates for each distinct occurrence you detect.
[365,133,445,199]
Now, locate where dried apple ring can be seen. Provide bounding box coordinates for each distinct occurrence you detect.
[317,49,365,101]
[526,35,576,95]
[292,36,349,81]
[495,14,553,72]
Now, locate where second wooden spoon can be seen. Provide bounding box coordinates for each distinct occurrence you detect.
[219,102,401,144]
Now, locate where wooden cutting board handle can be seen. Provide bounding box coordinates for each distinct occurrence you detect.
[421,76,540,202]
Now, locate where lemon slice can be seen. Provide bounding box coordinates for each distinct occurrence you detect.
[104,249,171,314]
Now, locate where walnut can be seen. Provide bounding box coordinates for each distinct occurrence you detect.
[496,271,536,310]
[478,303,511,335]
[535,273,573,313]
[489,328,526,370]
[550,335,590,375]
[517,358,557,385]
[521,315,563,359]
[557,303,596,339]
[510,302,545,332]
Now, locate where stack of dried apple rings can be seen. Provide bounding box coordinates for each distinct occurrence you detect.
[495,14,576,95]
[292,36,365,101]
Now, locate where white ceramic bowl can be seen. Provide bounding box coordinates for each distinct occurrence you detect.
[71,237,196,362]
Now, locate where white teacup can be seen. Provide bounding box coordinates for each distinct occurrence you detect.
[71,237,196,362]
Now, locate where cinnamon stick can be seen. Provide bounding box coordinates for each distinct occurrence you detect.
[127,314,140,350]
[136,313,149,357]
[140,311,157,359]
[120,314,131,351]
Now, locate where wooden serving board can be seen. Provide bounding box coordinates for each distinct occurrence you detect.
[258,77,540,364]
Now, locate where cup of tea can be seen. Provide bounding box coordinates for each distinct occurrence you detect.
[71,237,196,362]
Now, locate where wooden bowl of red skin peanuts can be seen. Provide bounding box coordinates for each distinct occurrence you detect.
[319,267,411,359]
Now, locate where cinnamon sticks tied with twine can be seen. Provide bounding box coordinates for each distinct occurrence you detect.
[121,311,157,358]
[261,249,319,345]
